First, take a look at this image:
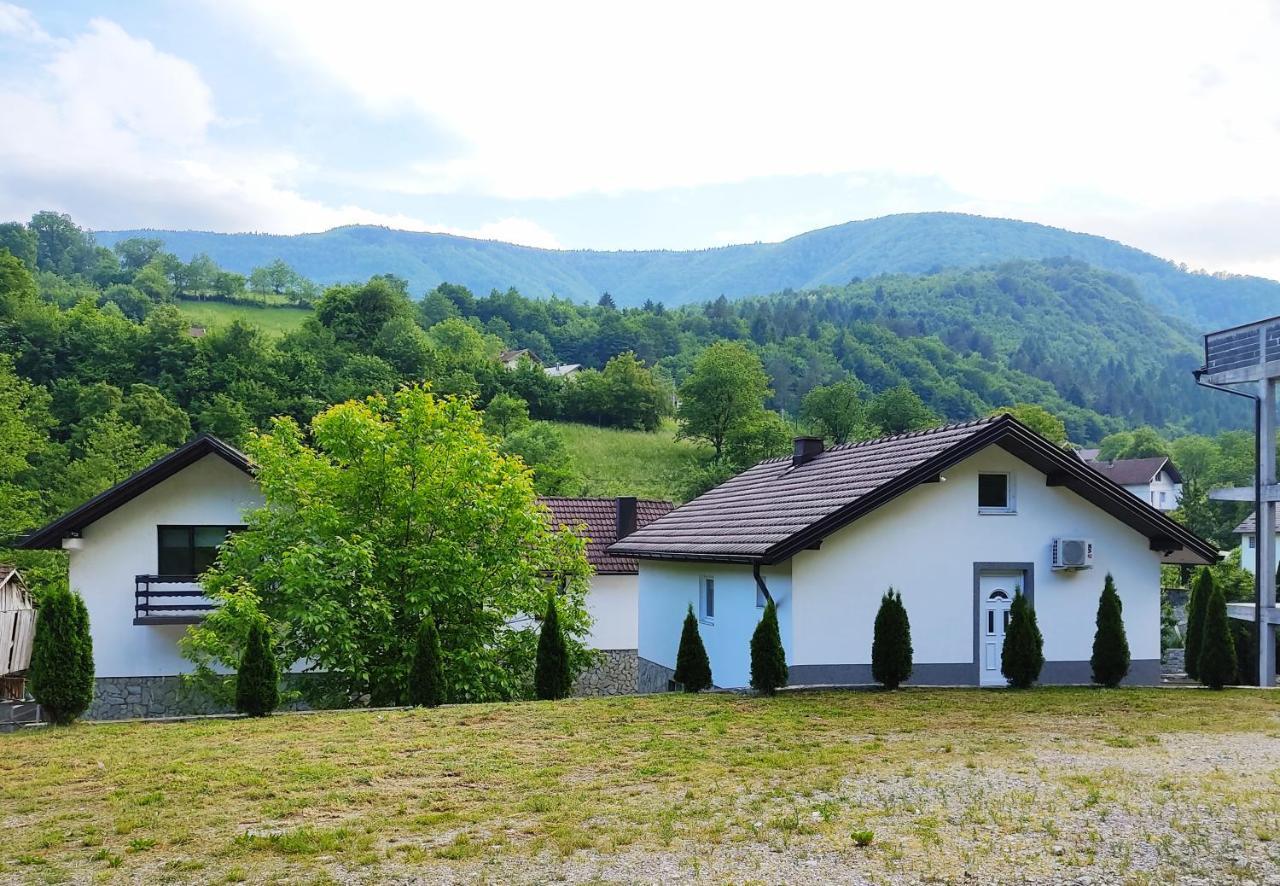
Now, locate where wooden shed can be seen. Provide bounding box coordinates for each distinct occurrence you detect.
[1,566,36,701]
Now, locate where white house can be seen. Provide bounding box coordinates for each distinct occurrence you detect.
[611,416,1216,690]
[1081,453,1183,512]
[1232,512,1279,574]
[18,436,671,717]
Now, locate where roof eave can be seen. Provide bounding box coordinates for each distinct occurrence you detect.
[15,435,251,550]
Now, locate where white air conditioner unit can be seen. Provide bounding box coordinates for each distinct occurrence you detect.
[1051,537,1094,570]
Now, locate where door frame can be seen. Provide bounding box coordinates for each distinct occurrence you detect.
[972,562,1034,685]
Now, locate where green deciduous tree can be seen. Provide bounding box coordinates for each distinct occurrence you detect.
[1090,573,1130,687]
[991,403,1068,446]
[28,588,95,725]
[801,379,869,444]
[749,597,788,695]
[1196,582,1236,690]
[867,384,938,435]
[534,592,572,700]
[1001,589,1044,689]
[1185,568,1212,680]
[235,620,280,717]
[182,385,593,705]
[501,422,580,495]
[674,604,712,692]
[408,613,446,707]
[871,588,913,689]
[483,392,531,436]
[678,341,771,458]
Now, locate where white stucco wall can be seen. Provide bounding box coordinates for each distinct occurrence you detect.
[584,573,638,649]
[790,446,1162,674]
[1237,533,1280,574]
[67,455,263,678]
[1123,472,1182,512]
[637,561,792,688]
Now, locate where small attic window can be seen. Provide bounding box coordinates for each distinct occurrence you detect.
[978,473,1014,513]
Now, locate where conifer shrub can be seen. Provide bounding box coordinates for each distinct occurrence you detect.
[1184,568,1212,680]
[408,613,445,707]
[674,604,712,692]
[28,587,95,725]
[534,592,571,700]
[1196,583,1236,690]
[749,597,788,695]
[235,620,279,717]
[1230,620,1258,687]
[871,588,913,690]
[1000,589,1044,689]
[1090,573,1130,687]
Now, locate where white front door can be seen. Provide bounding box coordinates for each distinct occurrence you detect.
[979,573,1018,686]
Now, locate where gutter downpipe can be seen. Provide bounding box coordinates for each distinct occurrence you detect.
[1194,369,1264,684]
[752,563,774,606]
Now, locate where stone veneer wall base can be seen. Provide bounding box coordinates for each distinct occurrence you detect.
[572,649,638,696]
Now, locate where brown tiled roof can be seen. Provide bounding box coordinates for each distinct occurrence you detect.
[1085,456,1180,487]
[609,415,1219,566]
[540,497,674,574]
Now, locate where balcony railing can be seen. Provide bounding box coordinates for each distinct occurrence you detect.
[134,575,216,625]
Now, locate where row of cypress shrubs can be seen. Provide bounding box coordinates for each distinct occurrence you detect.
[671,574,1142,693]
[1183,567,1240,690]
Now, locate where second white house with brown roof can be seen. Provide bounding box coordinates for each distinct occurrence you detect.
[610,416,1216,690]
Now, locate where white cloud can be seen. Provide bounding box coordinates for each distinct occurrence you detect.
[0,7,556,245]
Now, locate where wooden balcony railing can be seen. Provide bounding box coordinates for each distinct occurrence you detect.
[133,575,216,626]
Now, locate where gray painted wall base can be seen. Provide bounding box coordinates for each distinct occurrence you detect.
[573,649,638,696]
[638,657,675,693]
[789,659,1163,688]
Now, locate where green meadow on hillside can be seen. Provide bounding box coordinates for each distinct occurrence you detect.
[556,421,711,503]
[174,298,310,336]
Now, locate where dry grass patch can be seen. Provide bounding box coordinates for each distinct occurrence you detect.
[1,688,1277,883]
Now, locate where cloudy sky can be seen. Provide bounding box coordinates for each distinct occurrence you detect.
[2,1,1279,278]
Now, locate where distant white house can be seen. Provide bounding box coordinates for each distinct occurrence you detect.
[543,363,583,380]
[17,438,670,717]
[1079,452,1183,512]
[611,416,1215,690]
[1232,512,1279,575]
[498,348,583,380]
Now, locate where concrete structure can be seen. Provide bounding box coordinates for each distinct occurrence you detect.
[614,417,1216,690]
[1199,314,1280,687]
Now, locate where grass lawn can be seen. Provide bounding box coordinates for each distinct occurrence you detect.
[174,299,311,337]
[557,419,712,503]
[2,689,1277,884]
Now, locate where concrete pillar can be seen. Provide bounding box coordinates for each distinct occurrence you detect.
[1259,376,1277,687]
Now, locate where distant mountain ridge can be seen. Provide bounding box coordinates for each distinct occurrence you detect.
[95,212,1280,328]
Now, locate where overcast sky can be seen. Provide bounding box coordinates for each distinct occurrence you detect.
[2,1,1279,279]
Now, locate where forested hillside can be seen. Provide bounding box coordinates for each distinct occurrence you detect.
[96,213,1280,327]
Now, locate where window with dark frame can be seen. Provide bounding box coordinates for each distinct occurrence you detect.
[977,473,1011,511]
[157,525,242,575]
[700,577,715,622]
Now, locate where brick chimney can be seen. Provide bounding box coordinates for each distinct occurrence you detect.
[615,496,638,539]
[792,436,824,467]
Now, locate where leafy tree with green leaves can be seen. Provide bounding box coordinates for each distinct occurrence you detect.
[483,392,531,436]
[801,379,869,444]
[871,588,913,689]
[1196,582,1236,690]
[723,409,793,468]
[674,604,712,692]
[991,403,1067,445]
[1184,568,1212,680]
[112,237,164,273]
[0,221,38,270]
[235,620,280,717]
[867,384,938,435]
[408,613,446,707]
[750,597,788,695]
[28,588,95,725]
[315,276,413,344]
[678,341,771,458]
[501,422,579,495]
[1001,589,1044,689]
[535,592,572,700]
[182,385,593,705]
[1090,573,1130,687]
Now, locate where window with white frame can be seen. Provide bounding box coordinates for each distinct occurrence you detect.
[699,576,715,623]
[1249,536,1256,549]
[977,473,1014,513]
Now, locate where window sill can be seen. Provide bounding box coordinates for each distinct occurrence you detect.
[978,509,1017,516]
[700,618,714,627]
